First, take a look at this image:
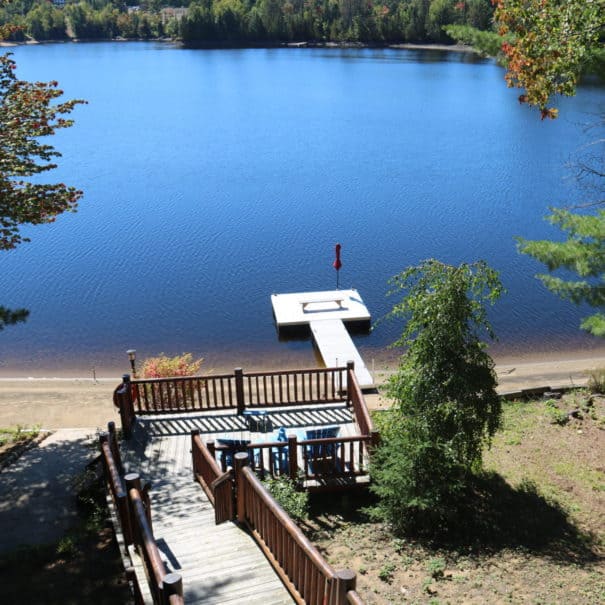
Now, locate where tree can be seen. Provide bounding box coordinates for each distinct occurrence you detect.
[492,1,605,336]
[371,260,503,532]
[518,205,605,337]
[493,0,604,119]
[0,52,85,330]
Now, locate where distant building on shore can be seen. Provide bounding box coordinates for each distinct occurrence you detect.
[160,7,188,24]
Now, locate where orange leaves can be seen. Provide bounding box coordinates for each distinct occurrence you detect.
[494,0,602,117]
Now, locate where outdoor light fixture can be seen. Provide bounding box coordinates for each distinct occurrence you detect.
[127,349,137,378]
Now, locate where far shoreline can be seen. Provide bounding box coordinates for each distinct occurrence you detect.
[1,37,478,55]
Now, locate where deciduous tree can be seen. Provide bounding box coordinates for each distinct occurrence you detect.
[493,0,604,118]
[0,51,85,329]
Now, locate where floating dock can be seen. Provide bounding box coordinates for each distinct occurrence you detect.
[271,289,373,387]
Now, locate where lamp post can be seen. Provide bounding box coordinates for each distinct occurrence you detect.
[126,349,137,379]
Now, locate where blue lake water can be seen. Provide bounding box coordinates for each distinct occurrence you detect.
[1,42,605,377]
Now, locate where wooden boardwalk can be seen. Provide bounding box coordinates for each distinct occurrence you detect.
[122,404,357,604]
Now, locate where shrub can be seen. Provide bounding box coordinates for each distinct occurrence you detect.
[141,352,203,378]
[262,475,309,522]
[586,367,605,394]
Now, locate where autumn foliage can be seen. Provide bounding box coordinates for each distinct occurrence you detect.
[141,353,204,379]
[493,0,603,117]
[0,53,85,250]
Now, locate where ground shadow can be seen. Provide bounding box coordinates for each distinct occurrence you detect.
[308,472,602,566]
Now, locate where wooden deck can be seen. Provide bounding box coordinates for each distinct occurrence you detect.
[121,404,359,604]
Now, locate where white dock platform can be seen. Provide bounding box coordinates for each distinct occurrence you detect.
[271,289,370,327]
[271,289,373,388]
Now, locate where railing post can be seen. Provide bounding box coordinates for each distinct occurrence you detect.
[191,429,200,481]
[346,361,355,406]
[108,420,124,475]
[125,472,153,533]
[118,491,134,548]
[162,572,183,605]
[120,373,135,438]
[234,452,249,524]
[333,569,357,605]
[235,368,245,415]
[287,434,298,481]
[370,429,381,449]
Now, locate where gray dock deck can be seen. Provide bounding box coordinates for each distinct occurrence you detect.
[122,404,358,604]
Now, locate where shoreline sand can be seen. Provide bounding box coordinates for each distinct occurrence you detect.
[1,350,604,430]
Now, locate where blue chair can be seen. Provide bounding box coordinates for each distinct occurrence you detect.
[304,426,340,475]
[271,427,289,475]
[217,438,251,469]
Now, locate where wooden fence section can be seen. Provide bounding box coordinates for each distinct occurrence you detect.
[243,367,347,408]
[347,366,375,439]
[234,453,359,605]
[115,366,361,434]
[132,373,236,414]
[191,429,234,524]
[99,427,184,605]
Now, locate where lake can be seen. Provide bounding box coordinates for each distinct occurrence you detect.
[1,42,604,377]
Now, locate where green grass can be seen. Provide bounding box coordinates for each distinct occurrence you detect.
[0,426,40,448]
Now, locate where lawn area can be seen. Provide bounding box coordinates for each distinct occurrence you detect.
[306,392,605,604]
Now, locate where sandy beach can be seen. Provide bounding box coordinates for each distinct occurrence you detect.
[1,351,604,430]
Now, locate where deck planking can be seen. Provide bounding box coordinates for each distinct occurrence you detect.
[122,404,361,604]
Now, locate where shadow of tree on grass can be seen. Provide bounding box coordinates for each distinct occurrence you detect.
[308,472,601,566]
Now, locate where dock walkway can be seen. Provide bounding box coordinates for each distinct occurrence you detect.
[309,320,373,387]
[123,415,294,605]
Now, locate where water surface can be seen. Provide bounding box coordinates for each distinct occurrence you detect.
[1,43,604,376]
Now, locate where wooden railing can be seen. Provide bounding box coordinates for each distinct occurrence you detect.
[125,473,185,605]
[346,590,365,604]
[234,453,359,605]
[115,366,353,427]
[99,423,132,545]
[347,366,373,438]
[244,367,347,408]
[98,427,184,605]
[131,373,236,414]
[210,433,371,484]
[191,430,234,524]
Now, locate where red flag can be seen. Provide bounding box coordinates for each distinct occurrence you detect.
[333,243,342,271]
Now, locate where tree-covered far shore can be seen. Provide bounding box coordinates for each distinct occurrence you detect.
[0,0,495,46]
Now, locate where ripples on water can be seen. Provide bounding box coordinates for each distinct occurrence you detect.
[1,43,604,376]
